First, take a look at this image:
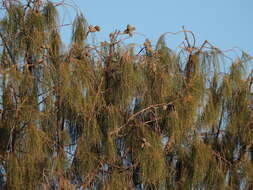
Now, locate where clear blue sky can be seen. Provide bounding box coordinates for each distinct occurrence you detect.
[59,0,253,57]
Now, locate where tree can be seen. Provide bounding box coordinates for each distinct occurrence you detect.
[0,0,252,189]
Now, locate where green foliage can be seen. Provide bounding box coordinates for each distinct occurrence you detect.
[72,14,87,47]
[0,1,252,190]
[43,1,58,31]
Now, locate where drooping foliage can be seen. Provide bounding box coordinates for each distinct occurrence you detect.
[0,1,252,190]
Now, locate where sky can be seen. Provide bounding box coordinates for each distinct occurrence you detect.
[58,0,253,58]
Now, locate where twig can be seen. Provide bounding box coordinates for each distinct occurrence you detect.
[82,161,103,188]
[215,101,225,140]
[182,26,191,48]
[211,149,232,166]
[109,99,181,136]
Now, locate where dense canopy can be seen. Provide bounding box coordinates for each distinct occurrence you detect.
[0,0,252,189]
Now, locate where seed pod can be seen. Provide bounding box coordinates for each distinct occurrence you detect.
[94,25,100,32]
[101,41,107,47]
[124,24,135,37]
[88,25,97,33]
[127,24,135,31]
[144,38,153,54]
[141,138,151,149]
